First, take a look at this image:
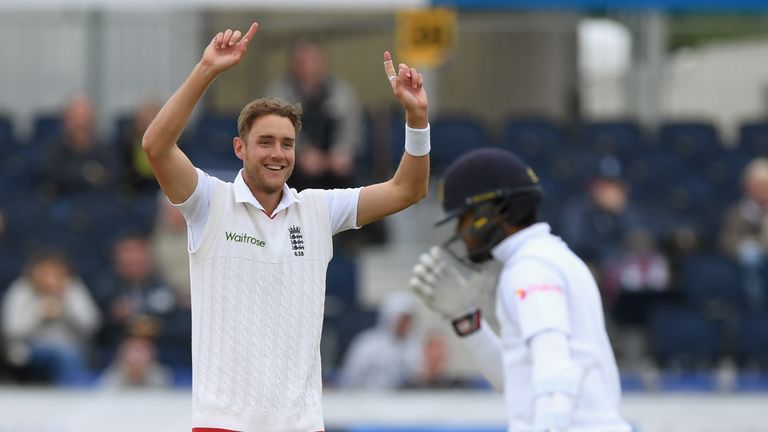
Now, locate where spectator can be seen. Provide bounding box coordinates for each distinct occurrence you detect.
[92,233,188,365]
[150,195,190,307]
[1,251,101,386]
[600,229,672,370]
[266,39,363,190]
[42,93,115,196]
[405,332,470,389]
[337,292,422,389]
[720,157,768,310]
[99,335,171,389]
[560,164,645,270]
[118,100,161,196]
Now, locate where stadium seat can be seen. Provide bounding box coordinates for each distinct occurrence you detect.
[739,121,768,158]
[428,116,491,174]
[580,119,646,164]
[0,114,15,149]
[31,114,62,146]
[355,109,375,181]
[323,308,377,369]
[657,121,723,167]
[546,149,601,194]
[735,313,768,369]
[650,306,723,368]
[112,113,134,144]
[499,117,564,172]
[677,253,743,314]
[186,113,241,172]
[326,250,358,310]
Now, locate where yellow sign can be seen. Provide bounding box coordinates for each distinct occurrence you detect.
[396,8,457,68]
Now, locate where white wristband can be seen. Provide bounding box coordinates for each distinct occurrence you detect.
[404,123,430,156]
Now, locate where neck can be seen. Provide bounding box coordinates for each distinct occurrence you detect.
[244,172,282,216]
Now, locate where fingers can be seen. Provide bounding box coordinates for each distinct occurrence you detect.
[383,51,397,85]
[212,32,224,47]
[221,29,233,48]
[211,23,258,51]
[241,22,259,47]
[410,276,434,299]
[230,30,242,45]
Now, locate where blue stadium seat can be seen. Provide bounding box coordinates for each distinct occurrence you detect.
[31,114,62,146]
[326,250,358,309]
[658,121,723,167]
[628,150,691,204]
[429,116,491,174]
[739,121,768,158]
[0,247,23,293]
[651,306,723,368]
[706,150,751,202]
[324,308,377,369]
[112,113,134,144]
[662,174,718,233]
[355,109,375,181]
[580,120,646,164]
[3,196,51,254]
[545,150,601,194]
[186,114,241,171]
[499,117,564,172]
[735,313,768,369]
[677,253,743,313]
[0,115,16,149]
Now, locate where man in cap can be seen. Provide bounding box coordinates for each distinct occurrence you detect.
[410,148,631,431]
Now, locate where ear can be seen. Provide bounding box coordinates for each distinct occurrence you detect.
[233,136,246,161]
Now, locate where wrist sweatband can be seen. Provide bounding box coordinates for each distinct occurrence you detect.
[451,309,482,337]
[404,123,430,156]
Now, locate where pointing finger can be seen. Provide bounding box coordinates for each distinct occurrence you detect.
[241,22,259,47]
[383,51,397,83]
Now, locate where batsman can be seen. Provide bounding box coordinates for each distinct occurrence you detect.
[411,148,632,432]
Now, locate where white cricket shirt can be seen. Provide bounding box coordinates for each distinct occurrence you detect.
[491,223,631,432]
[176,169,360,432]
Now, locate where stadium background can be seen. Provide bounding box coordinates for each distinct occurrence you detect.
[2,0,768,430]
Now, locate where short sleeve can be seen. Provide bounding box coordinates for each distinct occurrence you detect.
[173,168,214,252]
[326,187,362,235]
[498,258,570,340]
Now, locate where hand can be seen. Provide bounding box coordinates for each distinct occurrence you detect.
[409,246,480,320]
[297,146,328,176]
[200,23,259,75]
[329,152,353,177]
[41,297,63,320]
[383,51,428,127]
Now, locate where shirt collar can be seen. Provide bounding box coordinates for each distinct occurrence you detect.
[491,222,551,262]
[233,169,301,216]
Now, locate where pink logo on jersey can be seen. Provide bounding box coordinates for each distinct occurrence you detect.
[516,284,563,300]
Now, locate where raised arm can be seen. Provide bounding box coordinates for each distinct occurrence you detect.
[356,51,429,226]
[142,23,259,203]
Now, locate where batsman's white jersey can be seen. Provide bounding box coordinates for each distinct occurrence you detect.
[176,169,359,432]
[491,223,631,432]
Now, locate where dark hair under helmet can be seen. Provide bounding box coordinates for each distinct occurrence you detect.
[437,148,543,263]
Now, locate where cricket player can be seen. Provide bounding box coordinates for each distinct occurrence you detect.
[142,22,430,432]
[410,148,632,431]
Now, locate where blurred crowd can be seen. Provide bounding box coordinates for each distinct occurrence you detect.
[2,37,768,391]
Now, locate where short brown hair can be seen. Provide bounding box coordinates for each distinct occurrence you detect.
[237,98,302,140]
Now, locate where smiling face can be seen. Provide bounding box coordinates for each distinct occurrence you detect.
[235,114,296,197]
